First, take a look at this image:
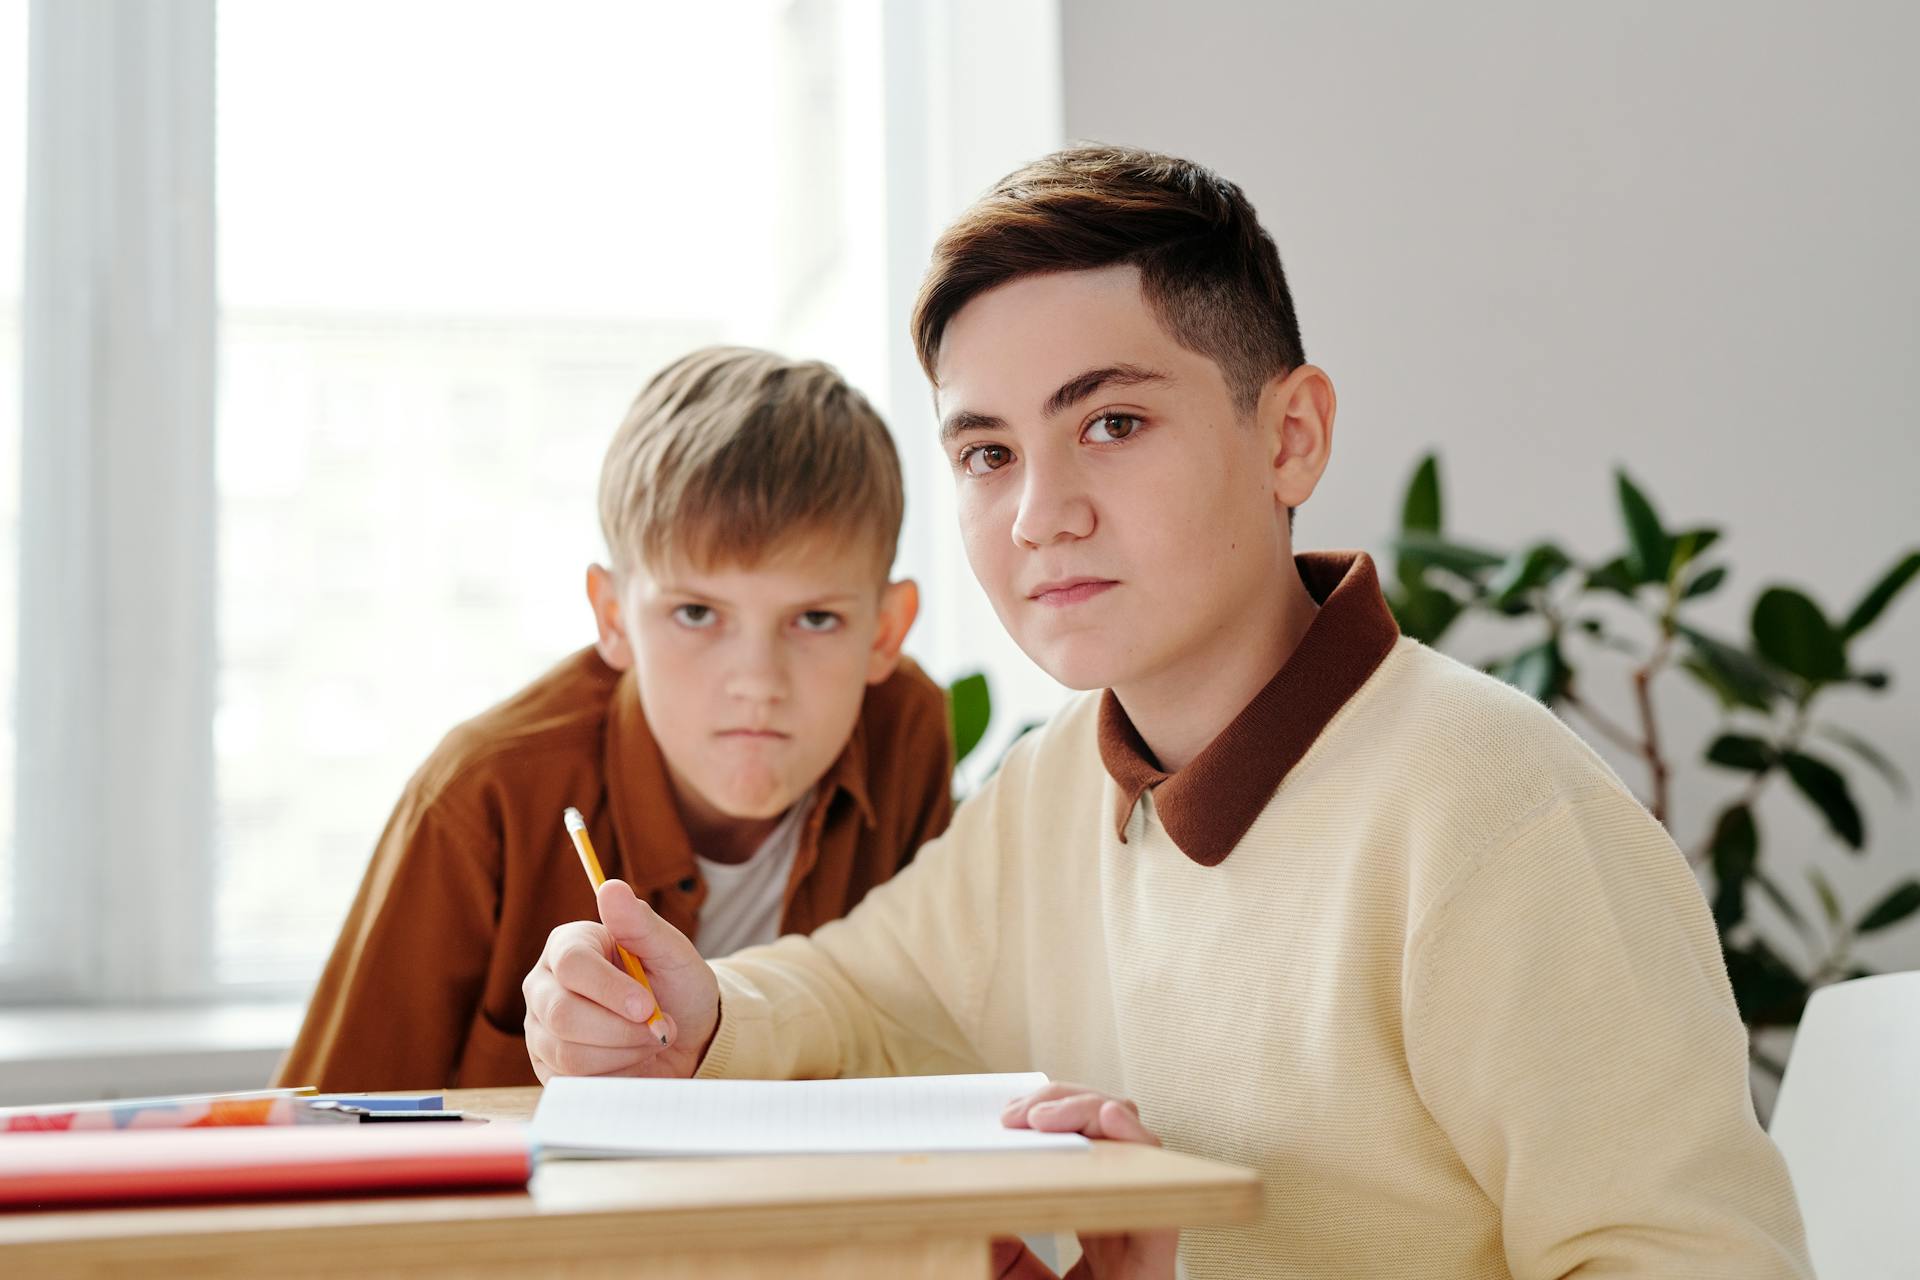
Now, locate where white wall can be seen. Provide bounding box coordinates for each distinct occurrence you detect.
[879,0,1070,782]
[1061,1,1920,973]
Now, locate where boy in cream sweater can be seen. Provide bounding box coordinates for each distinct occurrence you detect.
[519,147,1812,1279]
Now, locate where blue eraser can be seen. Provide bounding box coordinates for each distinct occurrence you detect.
[311,1094,446,1111]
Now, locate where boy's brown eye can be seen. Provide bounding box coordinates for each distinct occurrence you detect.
[1084,414,1141,444]
[962,444,1014,476]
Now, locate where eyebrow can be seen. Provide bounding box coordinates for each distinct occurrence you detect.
[938,363,1174,443]
[657,586,866,609]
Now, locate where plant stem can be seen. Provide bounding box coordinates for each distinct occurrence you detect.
[1559,686,1644,758]
[1633,631,1676,825]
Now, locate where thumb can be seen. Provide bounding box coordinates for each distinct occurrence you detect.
[596,878,694,972]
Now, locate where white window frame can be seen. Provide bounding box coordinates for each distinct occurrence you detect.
[9,0,216,1004]
[3,0,1062,1013]
[877,0,1069,782]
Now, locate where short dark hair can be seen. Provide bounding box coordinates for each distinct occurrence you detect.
[912,144,1306,413]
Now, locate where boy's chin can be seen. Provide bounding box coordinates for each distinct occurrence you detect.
[1020,636,1135,694]
[707,786,805,822]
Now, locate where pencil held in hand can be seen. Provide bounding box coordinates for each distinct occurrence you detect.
[562,807,671,1046]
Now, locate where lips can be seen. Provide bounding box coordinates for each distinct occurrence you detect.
[1026,577,1118,606]
[717,729,789,740]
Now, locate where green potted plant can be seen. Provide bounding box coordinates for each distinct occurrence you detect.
[1384,454,1918,1077]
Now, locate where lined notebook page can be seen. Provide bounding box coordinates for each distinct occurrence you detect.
[531,1073,1090,1157]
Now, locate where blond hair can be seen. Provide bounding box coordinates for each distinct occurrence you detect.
[598,346,903,578]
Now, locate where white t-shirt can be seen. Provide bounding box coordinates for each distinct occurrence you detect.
[694,791,812,958]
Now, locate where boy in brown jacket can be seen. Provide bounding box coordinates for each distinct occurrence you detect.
[278,347,952,1091]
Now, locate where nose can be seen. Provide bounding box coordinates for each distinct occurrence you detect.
[1009,453,1095,550]
[723,629,790,704]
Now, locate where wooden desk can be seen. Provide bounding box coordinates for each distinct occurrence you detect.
[0,1086,1261,1278]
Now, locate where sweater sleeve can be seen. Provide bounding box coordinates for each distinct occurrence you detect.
[274,775,501,1093]
[696,723,1033,1082]
[1404,785,1812,1278]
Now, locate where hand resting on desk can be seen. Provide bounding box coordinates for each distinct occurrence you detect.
[993,1082,1179,1280]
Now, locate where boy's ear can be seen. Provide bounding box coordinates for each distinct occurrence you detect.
[1260,364,1337,513]
[866,578,920,685]
[585,563,635,672]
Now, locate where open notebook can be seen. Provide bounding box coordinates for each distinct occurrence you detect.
[532,1072,1091,1158]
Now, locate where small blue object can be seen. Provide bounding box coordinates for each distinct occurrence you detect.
[310,1094,446,1111]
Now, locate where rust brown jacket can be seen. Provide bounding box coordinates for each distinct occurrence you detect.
[275,647,953,1091]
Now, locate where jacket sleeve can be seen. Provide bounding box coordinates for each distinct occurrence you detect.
[274,771,502,1092]
[1404,785,1813,1278]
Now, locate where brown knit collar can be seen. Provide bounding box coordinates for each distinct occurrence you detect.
[1096,551,1400,866]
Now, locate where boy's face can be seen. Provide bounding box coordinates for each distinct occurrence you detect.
[933,265,1328,695]
[589,537,916,833]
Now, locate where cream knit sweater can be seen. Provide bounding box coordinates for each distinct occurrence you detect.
[701,635,1812,1278]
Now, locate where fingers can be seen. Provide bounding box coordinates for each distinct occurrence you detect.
[1001,1083,1158,1145]
[1000,1079,1092,1127]
[536,921,658,1024]
[526,1031,669,1080]
[522,919,672,1080]
[597,879,696,974]
[1090,1099,1158,1146]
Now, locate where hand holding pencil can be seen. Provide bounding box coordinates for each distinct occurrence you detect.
[523,809,721,1083]
[562,807,670,1046]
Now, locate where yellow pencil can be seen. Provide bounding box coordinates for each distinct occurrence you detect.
[562,807,670,1046]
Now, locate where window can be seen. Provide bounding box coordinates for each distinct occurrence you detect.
[0,0,27,964]
[6,0,1062,1007]
[213,1,888,986]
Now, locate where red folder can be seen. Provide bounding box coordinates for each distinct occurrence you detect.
[0,1123,532,1208]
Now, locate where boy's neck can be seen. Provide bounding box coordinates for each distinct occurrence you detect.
[1112,558,1320,775]
[665,774,788,866]
[687,812,785,865]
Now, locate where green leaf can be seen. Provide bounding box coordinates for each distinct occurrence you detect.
[1856,880,1920,934]
[1708,804,1758,930]
[1584,555,1640,598]
[1401,454,1442,535]
[946,672,991,767]
[1493,637,1567,703]
[1615,470,1671,584]
[1670,526,1722,569]
[1395,455,1444,593]
[1390,533,1507,584]
[1841,550,1920,639]
[1681,565,1727,600]
[1721,937,1811,1027]
[1751,587,1847,685]
[1809,868,1843,929]
[1705,734,1775,773]
[1752,870,1811,940]
[1782,750,1865,850]
[1677,624,1780,712]
[1487,543,1572,608]
[1386,583,1462,645]
[1814,723,1909,798]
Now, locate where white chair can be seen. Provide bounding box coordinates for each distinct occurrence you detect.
[1769,970,1920,1279]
